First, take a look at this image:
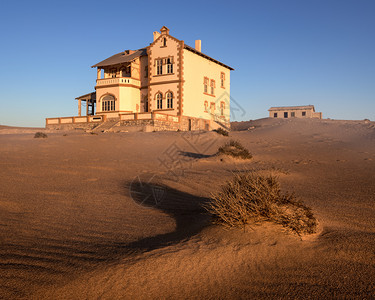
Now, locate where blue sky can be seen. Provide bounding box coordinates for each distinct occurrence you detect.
[0,0,374,127]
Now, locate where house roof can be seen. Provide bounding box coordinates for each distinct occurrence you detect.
[183,44,234,70]
[268,105,315,111]
[91,39,234,71]
[91,48,147,68]
[75,92,96,101]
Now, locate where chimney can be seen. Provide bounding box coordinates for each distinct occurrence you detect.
[195,40,201,52]
[153,31,161,41]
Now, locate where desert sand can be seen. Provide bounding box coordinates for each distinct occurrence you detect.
[0,118,374,299]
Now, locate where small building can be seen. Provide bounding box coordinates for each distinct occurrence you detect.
[268,105,322,119]
[46,26,234,132]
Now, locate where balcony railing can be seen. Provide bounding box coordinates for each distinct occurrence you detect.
[96,77,140,88]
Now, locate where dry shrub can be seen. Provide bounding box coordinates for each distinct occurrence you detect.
[218,140,252,159]
[204,172,317,235]
[34,132,47,138]
[214,128,229,136]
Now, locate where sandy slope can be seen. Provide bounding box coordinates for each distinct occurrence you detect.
[0,119,374,299]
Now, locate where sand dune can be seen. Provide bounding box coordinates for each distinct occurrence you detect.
[0,118,374,299]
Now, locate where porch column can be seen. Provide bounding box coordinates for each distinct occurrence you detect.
[78,99,81,116]
[97,68,101,79]
[86,99,89,116]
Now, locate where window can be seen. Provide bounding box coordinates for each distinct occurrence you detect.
[110,69,116,78]
[273,112,278,118]
[204,101,208,112]
[210,103,215,114]
[144,97,148,112]
[204,77,209,93]
[156,93,163,109]
[156,59,163,75]
[101,95,115,111]
[166,58,173,74]
[162,38,167,47]
[302,111,306,117]
[210,80,215,95]
[144,66,148,78]
[121,65,131,77]
[166,92,173,108]
[220,72,225,88]
[284,112,288,118]
[220,102,225,116]
[291,112,295,117]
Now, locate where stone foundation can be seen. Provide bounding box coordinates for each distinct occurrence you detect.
[46,116,230,132]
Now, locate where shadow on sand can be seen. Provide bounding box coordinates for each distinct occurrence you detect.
[125,178,211,252]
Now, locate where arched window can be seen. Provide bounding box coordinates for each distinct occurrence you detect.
[166,92,173,109]
[156,93,163,109]
[101,95,115,111]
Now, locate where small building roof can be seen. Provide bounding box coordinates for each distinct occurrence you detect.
[268,105,315,112]
[91,48,147,68]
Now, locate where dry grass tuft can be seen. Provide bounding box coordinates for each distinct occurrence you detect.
[34,132,48,138]
[204,172,317,235]
[217,140,252,159]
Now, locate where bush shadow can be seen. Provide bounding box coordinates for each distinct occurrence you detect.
[126,178,211,252]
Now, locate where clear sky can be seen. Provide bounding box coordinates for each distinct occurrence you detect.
[0,0,374,127]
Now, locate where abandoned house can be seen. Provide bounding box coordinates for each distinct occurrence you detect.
[46,26,234,132]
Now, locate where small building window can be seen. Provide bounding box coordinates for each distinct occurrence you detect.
[166,58,173,74]
[210,80,215,95]
[284,112,288,118]
[291,112,295,117]
[273,112,278,118]
[144,66,148,78]
[156,59,163,75]
[162,38,167,47]
[204,101,208,112]
[101,95,115,111]
[166,92,173,108]
[204,77,209,94]
[302,111,306,116]
[156,93,163,109]
[220,72,225,88]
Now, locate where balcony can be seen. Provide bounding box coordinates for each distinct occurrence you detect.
[96,77,141,88]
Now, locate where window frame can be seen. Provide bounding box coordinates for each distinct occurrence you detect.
[101,95,115,112]
[156,59,163,75]
[156,93,163,109]
[204,77,209,94]
[210,79,215,95]
[204,101,208,112]
[166,58,173,74]
[220,102,225,116]
[220,72,225,88]
[166,92,173,109]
